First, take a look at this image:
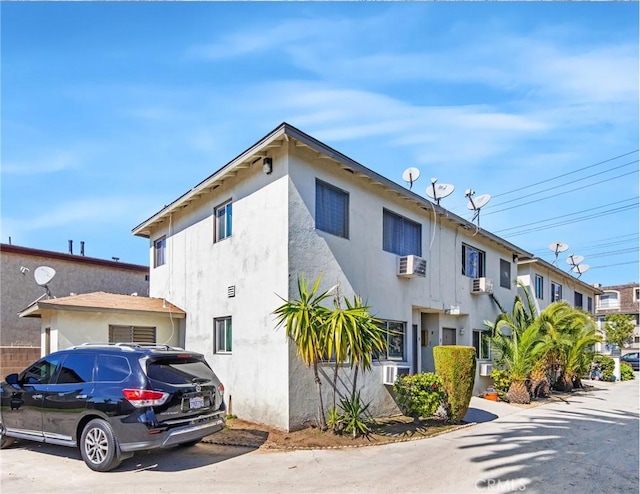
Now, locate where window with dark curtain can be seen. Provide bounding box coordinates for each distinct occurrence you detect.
[316,180,349,238]
[383,209,421,256]
[500,259,511,288]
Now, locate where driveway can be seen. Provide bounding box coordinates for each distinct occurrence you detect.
[1,379,638,493]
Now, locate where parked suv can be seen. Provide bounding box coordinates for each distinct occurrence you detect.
[0,343,226,471]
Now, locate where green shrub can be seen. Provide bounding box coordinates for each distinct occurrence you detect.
[393,372,446,420]
[433,346,477,423]
[489,368,511,393]
[620,361,635,381]
[593,354,615,381]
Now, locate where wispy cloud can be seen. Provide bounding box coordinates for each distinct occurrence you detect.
[2,150,82,175]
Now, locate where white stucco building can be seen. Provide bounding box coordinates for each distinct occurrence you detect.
[131,123,548,431]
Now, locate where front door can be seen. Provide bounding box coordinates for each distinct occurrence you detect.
[443,327,457,346]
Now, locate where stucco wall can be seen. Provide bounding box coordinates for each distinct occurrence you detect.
[1,247,149,346]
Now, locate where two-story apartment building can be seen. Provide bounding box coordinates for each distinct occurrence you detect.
[132,123,539,430]
[595,283,640,351]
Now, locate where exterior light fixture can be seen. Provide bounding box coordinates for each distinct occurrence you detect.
[263,157,273,175]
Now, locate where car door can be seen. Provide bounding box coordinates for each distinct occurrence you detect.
[42,353,95,445]
[2,354,63,441]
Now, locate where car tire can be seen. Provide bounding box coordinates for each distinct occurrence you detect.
[80,419,122,472]
[178,438,202,447]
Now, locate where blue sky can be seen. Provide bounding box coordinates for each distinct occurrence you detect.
[2,2,638,287]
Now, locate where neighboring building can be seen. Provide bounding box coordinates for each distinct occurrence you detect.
[19,292,184,353]
[595,283,640,351]
[517,257,602,316]
[0,243,149,376]
[132,122,539,431]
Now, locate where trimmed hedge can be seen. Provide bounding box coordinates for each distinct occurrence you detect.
[433,346,477,423]
[393,372,446,420]
[620,361,635,381]
[593,354,615,381]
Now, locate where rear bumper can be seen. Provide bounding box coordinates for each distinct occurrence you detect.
[118,411,226,452]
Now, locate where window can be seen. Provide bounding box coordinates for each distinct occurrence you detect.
[316,180,349,238]
[634,287,640,302]
[587,296,593,312]
[56,354,95,384]
[109,325,156,344]
[375,320,406,361]
[215,317,232,354]
[154,236,166,267]
[383,209,421,256]
[215,200,233,242]
[574,292,583,309]
[535,275,544,299]
[96,355,131,382]
[500,259,511,289]
[473,330,491,360]
[21,356,63,385]
[598,291,620,309]
[462,244,485,278]
[147,358,216,384]
[551,282,563,302]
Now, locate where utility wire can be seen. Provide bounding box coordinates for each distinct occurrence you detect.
[589,260,639,270]
[529,233,639,255]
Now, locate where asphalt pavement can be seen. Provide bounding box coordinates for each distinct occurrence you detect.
[1,378,638,493]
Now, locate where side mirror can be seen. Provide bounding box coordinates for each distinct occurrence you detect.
[5,374,19,385]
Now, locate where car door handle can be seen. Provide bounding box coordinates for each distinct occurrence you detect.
[76,395,87,399]
[32,394,43,399]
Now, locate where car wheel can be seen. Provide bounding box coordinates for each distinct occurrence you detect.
[178,438,202,447]
[80,419,122,472]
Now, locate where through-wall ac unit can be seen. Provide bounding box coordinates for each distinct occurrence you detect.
[479,363,494,376]
[397,255,427,278]
[382,365,411,385]
[471,277,494,294]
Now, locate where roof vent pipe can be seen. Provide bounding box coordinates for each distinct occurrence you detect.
[80,241,85,256]
[68,240,73,255]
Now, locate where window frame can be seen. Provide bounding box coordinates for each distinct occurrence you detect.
[154,236,166,268]
[214,317,232,354]
[535,274,544,300]
[472,329,491,361]
[315,179,350,239]
[574,291,584,309]
[551,281,563,302]
[214,200,233,242]
[499,259,511,289]
[375,320,406,362]
[462,243,486,278]
[382,209,422,257]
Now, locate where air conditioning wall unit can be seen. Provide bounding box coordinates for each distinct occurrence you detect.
[382,365,411,385]
[471,277,494,294]
[479,363,493,376]
[397,255,427,278]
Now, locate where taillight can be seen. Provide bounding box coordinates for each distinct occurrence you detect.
[123,389,169,407]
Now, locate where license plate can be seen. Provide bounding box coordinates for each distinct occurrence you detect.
[189,396,204,409]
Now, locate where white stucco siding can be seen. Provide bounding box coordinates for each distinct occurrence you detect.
[147,151,292,430]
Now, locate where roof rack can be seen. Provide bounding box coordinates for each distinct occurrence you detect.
[73,342,184,351]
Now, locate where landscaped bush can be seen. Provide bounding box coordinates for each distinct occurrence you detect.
[489,368,511,399]
[393,372,446,421]
[620,361,635,381]
[593,354,615,381]
[433,346,476,423]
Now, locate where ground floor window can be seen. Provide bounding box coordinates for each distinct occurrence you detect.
[109,325,156,344]
[376,320,406,361]
[473,329,491,360]
[214,317,232,354]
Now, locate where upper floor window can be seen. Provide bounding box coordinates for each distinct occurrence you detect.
[535,274,544,299]
[598,291,620,310]
[383,209,421,257]
[154,236,166,267]
[587,296,593,312]
[500,259,511,288]
[551,282,563,302]
[462,244,485,278]
[316,180,349,238]
[215,200,233,242]
[574,292,583,309]
[214,317,232,354]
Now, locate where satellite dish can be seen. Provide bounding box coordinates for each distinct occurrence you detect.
[548,241,569,265]
[34,266,56,286]
[566,254,584,267]
[426,178,455,205]
[466,194,491,211]
[572,264,590,278]
[402,167,421,190]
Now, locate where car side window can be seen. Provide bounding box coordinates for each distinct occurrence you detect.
[21,356,63,385]
[96,355,131,382]
[55,354,96,384]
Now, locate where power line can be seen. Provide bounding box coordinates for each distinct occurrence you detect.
[529,233,639,255]
[589,260,639,270]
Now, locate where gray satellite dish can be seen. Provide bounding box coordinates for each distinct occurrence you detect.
[465,189,491,226]
[572,264,590,278]
[34,266,56,297]
[549,241,569,265]
[402,167,421,190]
[566,254,584,267]
[426,178,455,205]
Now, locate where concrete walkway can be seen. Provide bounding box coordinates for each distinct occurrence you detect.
[463,395,522,423]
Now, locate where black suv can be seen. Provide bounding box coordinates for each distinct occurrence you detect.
[0,343,226,471]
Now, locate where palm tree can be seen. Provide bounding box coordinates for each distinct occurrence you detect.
[273,274,334,430]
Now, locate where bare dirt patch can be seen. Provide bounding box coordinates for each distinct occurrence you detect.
[203,416,460,450]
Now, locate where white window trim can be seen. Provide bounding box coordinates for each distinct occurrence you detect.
[214,317,232,354]
[214,200,233,243]
[473,329,491,361]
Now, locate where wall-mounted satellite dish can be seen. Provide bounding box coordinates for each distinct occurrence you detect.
[548,241,569,265]
[572,264,590,278]
[426,178,455,205]
[465,189,491,226]
[402,167,421,190]
[34,266,56,297]
[566,254,584,268]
